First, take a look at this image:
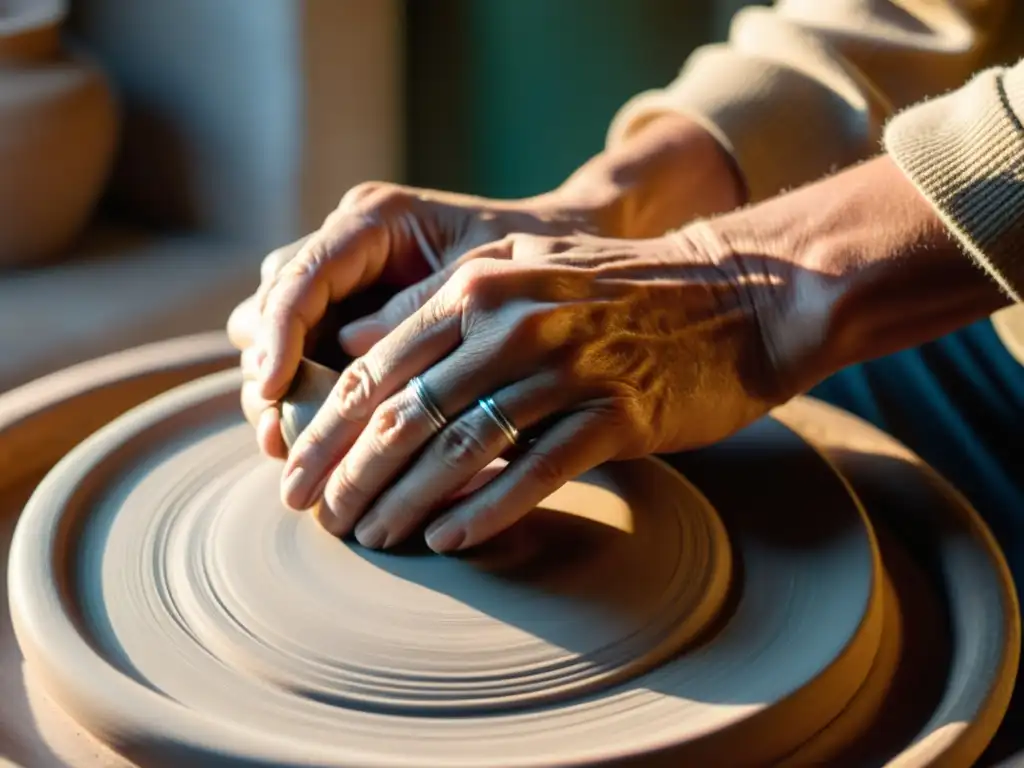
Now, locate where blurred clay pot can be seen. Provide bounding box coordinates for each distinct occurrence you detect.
[0,0,118,267]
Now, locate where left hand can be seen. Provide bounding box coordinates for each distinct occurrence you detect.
[267,229,799,553]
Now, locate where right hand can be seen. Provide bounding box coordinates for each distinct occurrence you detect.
[227,183,616,459]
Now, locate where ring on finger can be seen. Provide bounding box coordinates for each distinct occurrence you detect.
[478,396,519,445]
[408,375,448,433]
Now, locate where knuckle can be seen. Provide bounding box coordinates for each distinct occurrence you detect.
[367,396,418,449]
[261,238,304,280]
[509,233,554,260]
[448,262,482,301]
[449,259,504,307]
[339,181,405,215]
[339,181,386,209]
[332,358,379,421]
[260,244,329,319]
[421,291,453,329]
[436,421,490,470]
[263,290,299,330]
[289,239,331,278]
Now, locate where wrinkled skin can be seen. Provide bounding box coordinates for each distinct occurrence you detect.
[228,182,609,460]
[246,227,791,555]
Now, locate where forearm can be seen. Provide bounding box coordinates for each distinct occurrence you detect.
[552,113,744,239]
[703,155,1011,394]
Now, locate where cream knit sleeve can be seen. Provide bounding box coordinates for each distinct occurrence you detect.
[885,61,1024,300]
[607,0,1008,203]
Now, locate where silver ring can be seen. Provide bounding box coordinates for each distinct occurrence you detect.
[479,396,519,445]
[409,375,447,432]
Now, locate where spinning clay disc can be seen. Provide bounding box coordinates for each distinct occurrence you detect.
[1,334,1018,767]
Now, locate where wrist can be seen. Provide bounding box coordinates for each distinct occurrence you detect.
[551,113,745,239]
[700,155,1010,395]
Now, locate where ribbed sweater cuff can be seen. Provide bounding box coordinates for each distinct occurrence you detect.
[884,64,1024,302]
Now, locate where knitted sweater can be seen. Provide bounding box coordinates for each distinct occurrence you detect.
[607,0,1024,356]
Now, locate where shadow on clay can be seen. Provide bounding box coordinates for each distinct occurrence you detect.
[346,417,868,701]
[817,446,984,766]
[339,419,963,766]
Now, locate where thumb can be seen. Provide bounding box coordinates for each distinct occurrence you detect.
[338,263,458,356]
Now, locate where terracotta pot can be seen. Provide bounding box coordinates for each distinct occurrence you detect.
[0,0,118,267]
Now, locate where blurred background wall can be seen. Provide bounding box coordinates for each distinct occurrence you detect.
[1,0,764,390]
[71,0,757,227]
[69,0,404,248]
[406,0,719,199]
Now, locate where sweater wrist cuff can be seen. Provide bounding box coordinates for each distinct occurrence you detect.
[884,65,1024,301]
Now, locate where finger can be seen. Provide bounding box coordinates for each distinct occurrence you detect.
[324,372,569,546]
[338,263,460,357]
[278,275,470,509]
[228,238,310,352]
[240,347,287,458]
[262,235,311,283]
[423,408,621,552]
[257,212,391,401]
[251,235,314,323]
[227,295,260,350]
[240,381,287,459]
[335,232,518,357]
[256,408,288,460]
[239,345,264,424]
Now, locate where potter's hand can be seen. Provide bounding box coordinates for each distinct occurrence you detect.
[239,115,743,460]
[275,228,801,552]
[262,153,1009,553]
[232,184,613,459]
[227,236,311,457]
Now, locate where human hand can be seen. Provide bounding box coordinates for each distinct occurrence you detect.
[271,227,807,553]
[227,235,309,458]
[228,183,614,459]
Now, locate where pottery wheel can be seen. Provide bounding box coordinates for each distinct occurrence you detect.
[4,341,1019,767]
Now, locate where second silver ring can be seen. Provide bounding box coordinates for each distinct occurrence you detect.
[409,375,448,433]
[479,396,519,445]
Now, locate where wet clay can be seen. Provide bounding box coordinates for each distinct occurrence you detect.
[1,333,1019,767]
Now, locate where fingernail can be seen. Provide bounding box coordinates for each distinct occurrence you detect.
[354,511,386,549]
[425,518,465,553]
[281,465,312,509]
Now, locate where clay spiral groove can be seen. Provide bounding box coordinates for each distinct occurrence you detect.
[77,417,738,718]
[9,370,893,766]
[3,333,1016,766]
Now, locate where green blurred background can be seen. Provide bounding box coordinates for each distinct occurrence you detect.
[405,0,761,198]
